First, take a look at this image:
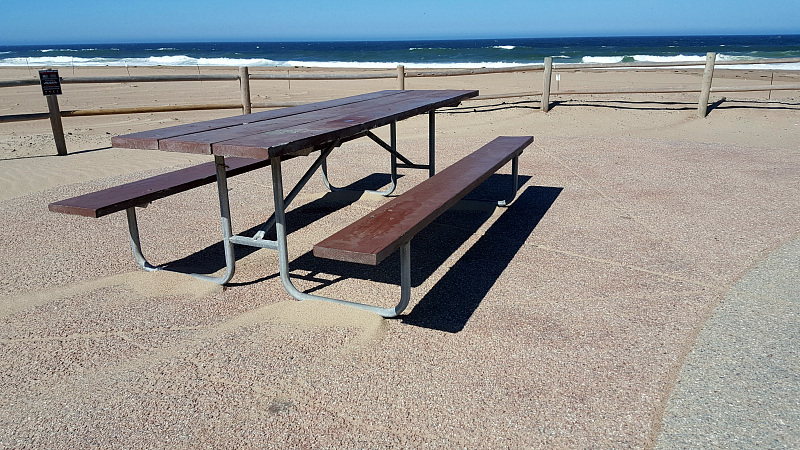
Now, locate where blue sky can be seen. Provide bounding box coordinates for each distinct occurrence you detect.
[2,0,799,45]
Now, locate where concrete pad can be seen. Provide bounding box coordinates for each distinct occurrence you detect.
[0,136,798,448]
[656,238,800,449]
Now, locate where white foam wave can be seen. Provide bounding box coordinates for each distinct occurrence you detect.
[493,46,515,50]
[196,57,281,66]
[582,56,624,63]
[147,55,196,65]
[582,54,712,65]
[285,60,539,69]
[633,54,706,62]
[0,55,283,67]
[2,53,797,71]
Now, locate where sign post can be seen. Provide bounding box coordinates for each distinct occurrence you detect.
[39,69,67,156]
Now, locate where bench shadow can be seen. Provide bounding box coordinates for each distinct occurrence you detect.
[402,185,562,333]
[160,173,400,277]
[286,174,533,291]
[157,174,559,333]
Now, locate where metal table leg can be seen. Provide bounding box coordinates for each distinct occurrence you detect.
[125,155,236,285]
[429,110,436,176]
[272,155,411,318]
[321,122,400,196]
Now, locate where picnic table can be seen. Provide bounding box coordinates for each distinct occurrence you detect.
[50,90,532,317]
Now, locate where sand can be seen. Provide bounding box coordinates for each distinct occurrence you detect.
[0,65,798,448]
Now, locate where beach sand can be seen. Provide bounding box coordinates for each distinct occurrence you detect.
[0,66,798,448]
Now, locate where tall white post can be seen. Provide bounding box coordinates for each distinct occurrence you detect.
[542,57,553,113]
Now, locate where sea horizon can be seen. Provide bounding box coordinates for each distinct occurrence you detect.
[2,34,799,70]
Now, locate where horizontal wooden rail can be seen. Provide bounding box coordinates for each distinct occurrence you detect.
[0,112,51,123]
[468,83,800,101]
[711,83,800,93]
[2,55,798,154]
[0,79,41,88]
[249,73,396,80]
[1,56,798,89]
[61,104,242,116]
[0,75,239,88]
[64,74,240,83]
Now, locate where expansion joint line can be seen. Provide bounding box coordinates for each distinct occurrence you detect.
[527,243,727,292]
[536,142,698,258]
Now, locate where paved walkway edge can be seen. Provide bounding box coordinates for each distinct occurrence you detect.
[656,237,800,449]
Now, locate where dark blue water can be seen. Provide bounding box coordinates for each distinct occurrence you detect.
[1,35,799,68]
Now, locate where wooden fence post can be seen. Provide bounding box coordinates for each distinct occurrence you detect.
[542,57,553,112]
[698,52,717,118]
[239,66,251,114]
[397,65,405,90]
[46,95,68,156]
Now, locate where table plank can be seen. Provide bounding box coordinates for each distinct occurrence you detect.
[110,90,405,150]
[211,90,478,159]
[158,90,433,154]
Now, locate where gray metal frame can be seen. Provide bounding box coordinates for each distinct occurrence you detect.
[121,112,519,318]
[498,155,520,207]
[320,114,437,197]
[125,155,236,285]
[271,156,411,317]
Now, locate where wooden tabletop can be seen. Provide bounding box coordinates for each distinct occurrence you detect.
[111,90,478,159]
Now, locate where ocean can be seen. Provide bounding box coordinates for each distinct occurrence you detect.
[1,35,799,70]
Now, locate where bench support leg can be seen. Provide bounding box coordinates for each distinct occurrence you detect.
[127,207,160,272]
[498,154,520,207]
[429,110,436,176]
[124,156,236,285]
[273,156,411,318]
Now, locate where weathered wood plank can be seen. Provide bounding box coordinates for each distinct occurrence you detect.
[211,90,478,159]
[110,90,404,150]
[157,90,476,155]
[157,90,427,154]
[313,136,532,265]
[48,157,271,218]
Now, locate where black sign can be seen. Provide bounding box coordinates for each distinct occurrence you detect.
[39,69,62,96]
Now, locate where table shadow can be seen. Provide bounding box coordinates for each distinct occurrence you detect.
[160,172,399,275]
[158,176,561,335]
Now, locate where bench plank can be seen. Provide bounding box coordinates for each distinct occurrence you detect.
[48,157,270,218]
[313,136,533,265]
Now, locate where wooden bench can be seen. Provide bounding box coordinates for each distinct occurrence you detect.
[48,156,271,218]
[48,156,278,284]
[313,135,533,317]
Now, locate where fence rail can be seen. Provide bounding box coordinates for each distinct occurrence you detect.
[1,54,798,154]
